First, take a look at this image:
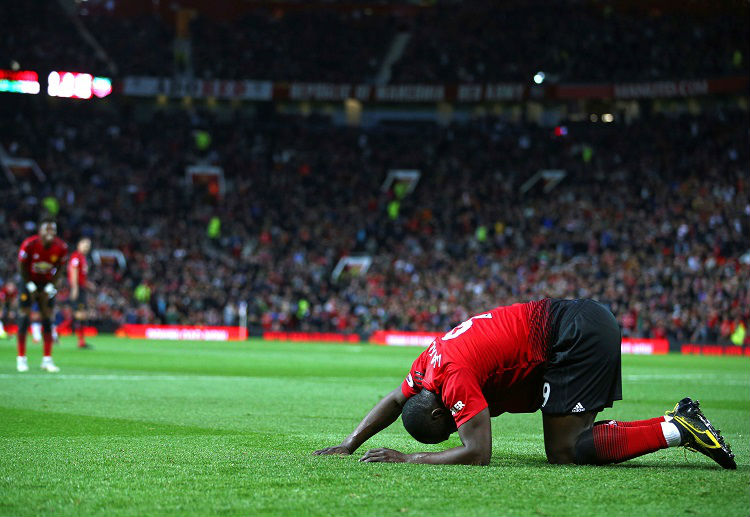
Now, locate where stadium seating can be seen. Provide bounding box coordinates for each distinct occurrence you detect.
[3,2,746,82]
[0,95,747,344]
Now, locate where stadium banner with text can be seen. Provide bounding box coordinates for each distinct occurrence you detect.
[121,76,273,100]
[117,324,248,341]
[557,76,748,100]
[371,331,670,354]
[370,330,441,347]
[120,75,747,102]
[681,344,750,357]
[620,338,669,355]
[263,331,360,343]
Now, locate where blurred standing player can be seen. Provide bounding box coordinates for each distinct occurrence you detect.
[0,281,18,338]
[68,237,94,349]
[16,217,68,372]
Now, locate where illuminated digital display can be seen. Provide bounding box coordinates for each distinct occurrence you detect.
[0,70,40,95]
[47,71,112,99]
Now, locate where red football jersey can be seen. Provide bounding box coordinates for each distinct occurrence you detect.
[0,284,17,303]
[401,300,551,428]
[68,251,88,286]
[18,236,69,284]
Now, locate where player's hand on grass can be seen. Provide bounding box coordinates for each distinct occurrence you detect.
[359,448,408,463]
[313,445,352,456]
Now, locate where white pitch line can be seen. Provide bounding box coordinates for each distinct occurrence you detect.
[624,373,748,383]
[0,372,746,384]
[0,373,255,382]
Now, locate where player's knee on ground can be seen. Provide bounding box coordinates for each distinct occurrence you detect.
[544,428,578,464]
[545,441,577,464]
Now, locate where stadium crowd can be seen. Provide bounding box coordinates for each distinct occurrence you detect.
[0,96,747,344]
[3,1,747,83]
[391,2,748,83]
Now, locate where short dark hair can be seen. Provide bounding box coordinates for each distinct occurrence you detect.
[402,390,450,444]
[39,214,56,226]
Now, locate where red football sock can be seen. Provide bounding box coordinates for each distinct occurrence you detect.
[609,417,666,427]
[589,421,668,464]
[17,331,27,357]
[77,321,85,346]
[43,330,53,357]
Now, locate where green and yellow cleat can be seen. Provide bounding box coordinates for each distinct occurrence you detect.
[668,397,736,470]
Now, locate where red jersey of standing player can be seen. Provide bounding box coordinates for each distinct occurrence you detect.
[401,300,550,428]
[16,218,68,373]
[0,283,18,306]
[19,236,68,286]
[68,250,88,289]
[67,237,93,349]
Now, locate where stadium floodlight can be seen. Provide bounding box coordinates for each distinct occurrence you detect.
[533,71,545,84]
[602,113,614,123]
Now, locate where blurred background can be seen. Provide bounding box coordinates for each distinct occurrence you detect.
[0,0,748,349]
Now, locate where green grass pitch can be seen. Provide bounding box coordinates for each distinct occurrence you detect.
[0,336,747,517]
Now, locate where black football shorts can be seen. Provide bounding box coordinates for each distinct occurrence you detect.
[69,290,88,311]
[541,299,622,415]
[19,282,56,310]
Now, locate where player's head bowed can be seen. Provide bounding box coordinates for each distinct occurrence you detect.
[401,389,457,444]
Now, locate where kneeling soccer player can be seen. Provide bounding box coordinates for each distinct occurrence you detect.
[314,298,736,469]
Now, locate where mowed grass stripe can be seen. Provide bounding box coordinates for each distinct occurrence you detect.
[0,336,747,517]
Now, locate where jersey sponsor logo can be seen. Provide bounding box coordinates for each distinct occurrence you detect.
[450,401,465,415]
[406,373,414,388]
[31,262,53,274]
[572,402,585,413]
[51,255,58,262]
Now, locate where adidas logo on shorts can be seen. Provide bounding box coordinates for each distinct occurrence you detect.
[572,402,585,413]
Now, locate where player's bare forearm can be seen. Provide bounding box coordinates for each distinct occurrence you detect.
[342,388,405,451]
[361,445,489,465]
[51,266,65,285]
[314,387,406,455]
[360,408,492,465]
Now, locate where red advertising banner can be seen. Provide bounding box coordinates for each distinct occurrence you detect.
[263,331,360,343]
[370,330,440,347]
[620,338,669,355]
[117,324,248,341]
[681,344,750,357]
[372,331,670,354]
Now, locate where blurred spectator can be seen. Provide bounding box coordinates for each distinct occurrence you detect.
[0,96,747,344]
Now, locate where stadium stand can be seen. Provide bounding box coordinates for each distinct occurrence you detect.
[0,0,747,348]
[0,94,747,344]
[3,1,746,83]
